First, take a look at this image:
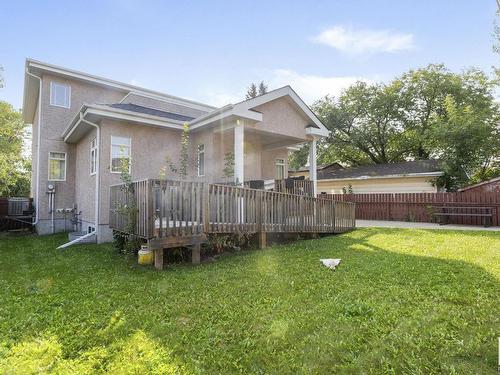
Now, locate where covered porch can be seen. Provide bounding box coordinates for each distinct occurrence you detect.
[188,86,328,194]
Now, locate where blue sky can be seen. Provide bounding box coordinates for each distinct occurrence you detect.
[0,0,498,109]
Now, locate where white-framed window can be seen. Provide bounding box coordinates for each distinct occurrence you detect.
[110,136,131,173]
[275,158,285,179]
[197,144,205,177]
[87,225,95,234]
[50,81,71,108]
[48,152,66,181]
[90,138,97,175]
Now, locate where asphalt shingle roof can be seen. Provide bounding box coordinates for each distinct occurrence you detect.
[319,160,442,180]
[106,103,195,122]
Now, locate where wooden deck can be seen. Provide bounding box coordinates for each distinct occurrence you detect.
[109,179,355,268]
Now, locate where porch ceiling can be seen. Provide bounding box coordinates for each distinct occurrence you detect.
[244,127,305,150]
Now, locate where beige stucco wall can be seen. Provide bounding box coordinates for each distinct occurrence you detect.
[74,128,97,226]
[98,119,183,224]
[93,118,292,226]
[248,97,311,141]
[317,176,438,194]
[261,148,289,180]
[34,73,125,233]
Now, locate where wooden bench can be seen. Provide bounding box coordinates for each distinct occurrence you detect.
[431,206,493,227]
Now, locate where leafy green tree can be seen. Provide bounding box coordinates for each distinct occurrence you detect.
[314,81,408,166]
[223,152,235,179]
[296,64,500,189]
[397,65,497,160]
[432,96,500,190]
[0,101,30,196]
[159,123,191,180]
[288,143,310,171]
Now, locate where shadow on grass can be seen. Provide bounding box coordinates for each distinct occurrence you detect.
[0,229,498,373]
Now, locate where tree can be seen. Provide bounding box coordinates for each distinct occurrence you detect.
[258,81,268,96]
[159,123,191,180]
[299,64,500,189]
[0,101,30,196]
[245,81,268,99]
[396,65,495,160]
[314,81,408,166]
[223,152,235,179]
[245,83,258,99]
[432,96,500,190]
[288,143,310,171]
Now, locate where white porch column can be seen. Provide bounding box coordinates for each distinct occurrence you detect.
[309,138,317,196]
[234,120,244,185]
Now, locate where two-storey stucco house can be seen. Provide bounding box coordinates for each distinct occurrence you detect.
[23,59,328,242]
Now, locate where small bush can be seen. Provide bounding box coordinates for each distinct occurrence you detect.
[113,231,142,256]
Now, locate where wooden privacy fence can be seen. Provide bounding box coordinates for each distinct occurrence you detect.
[320,192,500,226]
[109,179,355,240]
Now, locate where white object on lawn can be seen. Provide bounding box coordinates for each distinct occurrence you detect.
[320,258,341,270]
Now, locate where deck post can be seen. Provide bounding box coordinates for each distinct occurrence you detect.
[309,137,317,197]
[154,248,164,270]
[256,190,266,249]
[192,243,201,264]
[234,120,244,185]
[258,231,267,249]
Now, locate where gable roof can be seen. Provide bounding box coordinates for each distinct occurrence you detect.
[23,58,216,123]
[318,160,443,181]
[458,176,500,192]
[106,103,195,122]
[189,86,329,137]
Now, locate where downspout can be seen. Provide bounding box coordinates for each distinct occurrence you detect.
[26,69,42,226]
[80,113,101,241]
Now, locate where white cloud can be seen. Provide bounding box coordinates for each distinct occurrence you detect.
[312,25,415,54]
[270,69,370,104]
[195,69,372,108]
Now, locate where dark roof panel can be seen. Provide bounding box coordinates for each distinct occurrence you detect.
[319,160,442,180]
[106,103,195,122]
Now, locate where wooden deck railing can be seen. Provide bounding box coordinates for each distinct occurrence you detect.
[109,179,355,239]
[275,179,314,196]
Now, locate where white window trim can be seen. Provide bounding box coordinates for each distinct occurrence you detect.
[48,151,67,181]
[90,137,97,176]
[110,135,131,174]
[49,81,71,108]
[197,144,205,177]
[275,158,286,179]
[87,225,96,234]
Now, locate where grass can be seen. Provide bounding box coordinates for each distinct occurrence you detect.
[0,228,499,374]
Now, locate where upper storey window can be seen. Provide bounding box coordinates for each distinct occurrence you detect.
[50,81,71,108]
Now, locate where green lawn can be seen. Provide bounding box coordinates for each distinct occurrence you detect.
[0,228,499,374]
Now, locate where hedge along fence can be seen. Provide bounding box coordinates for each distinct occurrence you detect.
[319,192,500,226]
